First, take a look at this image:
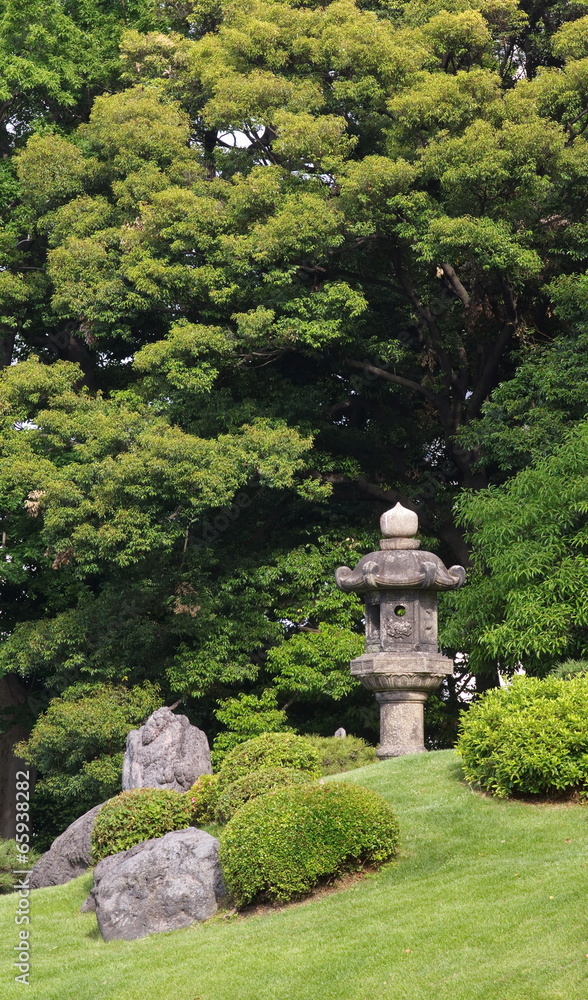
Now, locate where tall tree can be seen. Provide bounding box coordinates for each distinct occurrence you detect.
[2,0,588,834]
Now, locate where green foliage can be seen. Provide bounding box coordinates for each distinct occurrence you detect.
[214,766,311,824]
[211,690,291,766]
[0,839,40,893]
[549,660,588,680]
[457,675,588,798]
[445,420,588,675]
[91,787,193,862]
[187,773,221,826]
[217,732,321,791]
[303,735,377,775]
[220,781,400,904]
[16,683,162,848]
[4,0,588,781]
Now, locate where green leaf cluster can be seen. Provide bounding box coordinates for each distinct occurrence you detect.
[214,765,311,824]
[220,781,400,904]
[457,674,588,797]
[90,787,193,862]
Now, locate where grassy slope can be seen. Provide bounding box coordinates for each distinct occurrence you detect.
[1,750,587,1000]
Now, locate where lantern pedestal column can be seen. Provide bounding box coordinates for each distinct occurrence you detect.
[375,691,428,758]
[350,651,452,758]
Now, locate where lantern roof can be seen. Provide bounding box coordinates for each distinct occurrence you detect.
[335,504,466,593]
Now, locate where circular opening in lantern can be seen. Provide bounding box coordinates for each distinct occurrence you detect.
[394,605,407,617]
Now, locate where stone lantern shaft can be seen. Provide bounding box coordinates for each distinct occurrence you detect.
[335,504,465,758]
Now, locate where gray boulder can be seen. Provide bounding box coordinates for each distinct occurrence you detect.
[122,706,212,792]
[30,803,103,889]
[85,828,225,940]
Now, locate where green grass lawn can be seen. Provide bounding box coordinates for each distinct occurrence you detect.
[1,750,587,1000]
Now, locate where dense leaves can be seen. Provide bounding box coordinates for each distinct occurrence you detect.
[3,0,588,835]
[91,787,193,862]
[220,780,400,904]
[446,421,588,675]
[216,732,321,790]
[457,675,588,798]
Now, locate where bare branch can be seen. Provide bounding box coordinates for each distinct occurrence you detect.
[440,262,470,308]
[345,358,441,408]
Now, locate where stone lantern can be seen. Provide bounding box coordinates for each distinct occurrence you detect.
[335,503,466,759]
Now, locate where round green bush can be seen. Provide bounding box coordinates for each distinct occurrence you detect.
[457,674,588,798]
[304,735,377,775]
[220,781,400,905]
[91,788,193,862]
[214,767,312,823]
[217,732,321,790]
[187,773,221,825]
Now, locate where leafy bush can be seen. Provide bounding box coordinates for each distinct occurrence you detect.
[549,659,588,680]
[0,840,40,894]
[91,788,193,862]
[304,735,377,775]
[187,773,221,825]
[457,675,588,798]
[16,682,162,849]
[221,781,400,905]
[217,732,321,790]
[211,690,290,766]
[214,767,312,823]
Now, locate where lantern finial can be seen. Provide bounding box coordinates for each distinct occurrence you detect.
[380,503,418,539]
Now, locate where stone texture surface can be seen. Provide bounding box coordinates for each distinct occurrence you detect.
[335,504,466,759]
[376,691,428,758]
[30,803,103,889]
[85,827,225,940]
[122,706,212,792]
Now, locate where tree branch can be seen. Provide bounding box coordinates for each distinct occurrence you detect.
[440,262,470,308]
[345,358,442,408]
[466,279,517,422]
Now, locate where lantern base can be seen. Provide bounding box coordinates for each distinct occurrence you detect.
[349,652,453,758]
[375,691,428,758]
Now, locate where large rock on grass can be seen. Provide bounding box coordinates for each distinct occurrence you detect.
[122,706,211,792]
[85,827,225,940]
[30,803,103,889]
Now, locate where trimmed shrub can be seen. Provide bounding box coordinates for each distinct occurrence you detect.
[304,735,377,775]
[214,767,312,823]
[0,840,40,893]
[217,732,321,790]
[91,788,193,862]
[221,781,400,905]
[457,674,588,798]
[187,773,221,825]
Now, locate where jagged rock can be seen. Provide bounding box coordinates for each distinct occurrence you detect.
[334,727,347,738]
[122,706,212,793]
[86,827,225,940]
[30,803,103,889]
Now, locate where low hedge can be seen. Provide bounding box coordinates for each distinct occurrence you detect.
[91,788,193,862]
[457,674,588,798]
[214,767,312,823]
[304,735,377,775]
[217,732,321,790]
[220,781,400,905]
